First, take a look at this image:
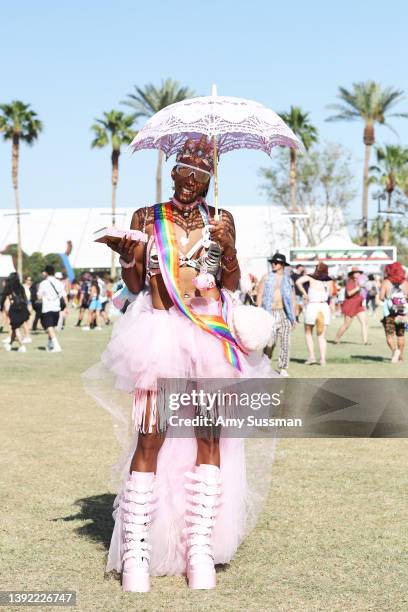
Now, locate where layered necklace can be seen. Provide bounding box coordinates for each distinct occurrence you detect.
[171,196,208,246]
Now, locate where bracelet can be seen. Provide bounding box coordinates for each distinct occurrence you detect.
[221,247,237,264]
[119,256,135,269]
[222,261,240,274]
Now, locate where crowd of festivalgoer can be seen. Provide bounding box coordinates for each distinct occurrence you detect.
[0,266,116,352]
[1,259,407,368]
[247,256,408,373]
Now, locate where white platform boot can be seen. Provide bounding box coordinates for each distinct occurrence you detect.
[121,471,155,593]
[185,464,221,589]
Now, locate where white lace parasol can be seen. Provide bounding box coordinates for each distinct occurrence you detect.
[129,95,302,158]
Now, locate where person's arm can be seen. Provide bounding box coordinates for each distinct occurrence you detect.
[209,210,240,292]
[256,275,267,307]
[106,208,146,294]
[291,286,297,324]
[295,274,310,300]
[345,280,360,298]
[379,280,388,302]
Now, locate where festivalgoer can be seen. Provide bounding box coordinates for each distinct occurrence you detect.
[334,267,368,345]
[30,280,43,332]
[379,262,408,363]
[0,273,30,352]
[21,275,33,343]
[1,279,11,341]
[83,281,102,331]
[296,262,332,366]
[329,276,338,317]
[335,276,346,317]
[38,265,66,352]
[87,137,277,593]
[257,252,296,376]
[75,273,91,327]
[96,273,110,325]
[365,274,378,315]
[291,264,306,322]
[55,272,68,331]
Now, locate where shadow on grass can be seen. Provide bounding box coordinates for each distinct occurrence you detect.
[54,493,115,549]
[290,358,320,365]
[327,340,362,345]
[350,355,388,362]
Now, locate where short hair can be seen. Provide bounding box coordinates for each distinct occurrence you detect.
[44,264,55,276]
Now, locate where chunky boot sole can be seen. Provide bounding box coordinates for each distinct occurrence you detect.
[122,570,150,593]
[187,567,216,590]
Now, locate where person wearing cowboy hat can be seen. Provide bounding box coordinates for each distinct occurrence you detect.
[334,266,368,345]
[257,252,296,376]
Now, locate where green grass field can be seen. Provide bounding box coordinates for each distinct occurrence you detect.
[0,312,407,611]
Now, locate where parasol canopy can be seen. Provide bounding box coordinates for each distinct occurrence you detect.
[129,94,302,158]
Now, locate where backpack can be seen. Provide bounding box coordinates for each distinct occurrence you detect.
[387,284,408,319]
[10,291,27,312]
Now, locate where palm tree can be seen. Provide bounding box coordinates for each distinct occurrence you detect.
[91,110,136,278]
[326,81,408,244]
[279,106,318,245]
[369,144,408,244]
[123,79,195,202]
[0,101,43,279]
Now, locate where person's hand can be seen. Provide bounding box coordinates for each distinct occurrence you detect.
[107,234,140,263]
[208,219,234,251]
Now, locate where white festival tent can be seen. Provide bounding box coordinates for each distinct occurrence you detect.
[0,206,352,280]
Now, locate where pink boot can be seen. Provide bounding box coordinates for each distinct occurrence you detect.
[185,464,221,590]
[121,471,155,593]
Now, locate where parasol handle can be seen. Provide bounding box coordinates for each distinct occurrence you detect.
[213,135,219,220]
[211,83,219,220]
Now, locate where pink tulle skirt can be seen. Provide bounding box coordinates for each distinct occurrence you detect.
[85,291,278,577]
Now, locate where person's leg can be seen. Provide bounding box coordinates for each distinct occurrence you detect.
[304,324,316,363]
[317,326,328,365]
[130,430,166,472]
[15,327,24,347]
[335,316,352,342]
[357,311,368,344]
[196,434,220,467]
[123,397,166,593]
[185,428,221,589]
[385,333,396,353]
[397,334,405,362]
[47,313,62,350]
[278,313,291,372]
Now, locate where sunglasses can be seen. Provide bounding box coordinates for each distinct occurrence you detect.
[175,162,211,184]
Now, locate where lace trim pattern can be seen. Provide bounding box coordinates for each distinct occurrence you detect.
[130,96,302,158]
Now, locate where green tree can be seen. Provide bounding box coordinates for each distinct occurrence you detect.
[91,110,136,278]
[260,143,356,246]
[278,107,318,245]
[123,79,195,202]
[0,101,43,279]
[326,81,408,245]
[369,144,408,244]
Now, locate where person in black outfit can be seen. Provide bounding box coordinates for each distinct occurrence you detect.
[0,273,30,352]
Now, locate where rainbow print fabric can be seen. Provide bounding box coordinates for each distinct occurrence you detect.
[153,202,244,371]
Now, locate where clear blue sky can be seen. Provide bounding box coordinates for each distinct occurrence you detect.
[1,0,407,230]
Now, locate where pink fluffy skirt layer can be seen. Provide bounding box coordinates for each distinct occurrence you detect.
[83,291,278,576]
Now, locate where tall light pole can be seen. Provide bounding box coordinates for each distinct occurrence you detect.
[3,211,30,279]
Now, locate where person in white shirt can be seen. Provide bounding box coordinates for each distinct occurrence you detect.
[38,265,66,352]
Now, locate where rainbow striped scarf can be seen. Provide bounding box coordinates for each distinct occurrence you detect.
[153,202,245,371]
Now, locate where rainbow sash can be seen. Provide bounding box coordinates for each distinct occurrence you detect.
[153,202,245,371]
